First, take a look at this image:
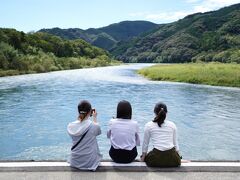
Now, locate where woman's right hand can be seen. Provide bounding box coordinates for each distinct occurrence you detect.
[92,109,98,123]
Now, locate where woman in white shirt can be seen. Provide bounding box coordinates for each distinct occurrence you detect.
[107,100,140,163]
[141,102,181,167]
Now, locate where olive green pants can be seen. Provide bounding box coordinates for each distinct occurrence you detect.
[145,147,181,167]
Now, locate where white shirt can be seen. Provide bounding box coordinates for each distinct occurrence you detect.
[107,118,140,150]
[142,120,179,153]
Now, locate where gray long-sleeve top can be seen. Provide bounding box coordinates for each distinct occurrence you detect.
[67,119,102,171]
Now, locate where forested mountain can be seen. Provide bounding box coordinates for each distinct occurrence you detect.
[0,28,115,76]
[111,3,240,63]
[39,21,158,50]
[1,3,239,77]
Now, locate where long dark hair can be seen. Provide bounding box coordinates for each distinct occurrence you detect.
[116,100,132,119]
[153,102,167,127]
[78,100,92,121]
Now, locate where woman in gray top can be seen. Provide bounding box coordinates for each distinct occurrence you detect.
[67,100,102,171]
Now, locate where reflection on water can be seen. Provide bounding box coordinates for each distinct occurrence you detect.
[0,64,239,160]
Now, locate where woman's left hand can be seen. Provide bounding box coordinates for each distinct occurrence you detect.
[140,153,146,162]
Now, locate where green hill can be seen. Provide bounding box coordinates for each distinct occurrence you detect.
[39,21,158,51]
[111,3,240,63]
[0,28,116,76]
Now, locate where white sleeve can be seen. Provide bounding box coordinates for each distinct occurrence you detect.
[173,125,179,151]
[142,124,151,153]
[135,123,140,146]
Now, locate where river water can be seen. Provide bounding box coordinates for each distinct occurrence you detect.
[0,64,239,161]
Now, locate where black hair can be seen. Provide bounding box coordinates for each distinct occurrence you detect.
[78,100,92,120]
[153,102,167,127]
[116,100,132,119]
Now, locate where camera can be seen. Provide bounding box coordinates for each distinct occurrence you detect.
[90,108,95,116]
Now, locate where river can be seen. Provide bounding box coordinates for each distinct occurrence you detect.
[0,64,239,161]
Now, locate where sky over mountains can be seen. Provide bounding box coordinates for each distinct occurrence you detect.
[0,0,239,32]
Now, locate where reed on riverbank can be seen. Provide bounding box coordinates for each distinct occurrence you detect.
[0,59,121,77]
[138,62,240,87]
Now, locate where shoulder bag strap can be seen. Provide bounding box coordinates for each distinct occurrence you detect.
[71,129,89,151]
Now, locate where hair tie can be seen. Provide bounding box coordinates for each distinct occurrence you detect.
[79,111,87,114]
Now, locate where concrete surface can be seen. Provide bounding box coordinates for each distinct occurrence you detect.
[0,161,239,180]
[0,161,239,172]
[0,171,239,180]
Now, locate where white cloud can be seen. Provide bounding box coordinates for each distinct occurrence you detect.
[193,5,212,12]
[129,0,240,23]
[204,0,240,5]
[189,0,240,12]
[145,11,191,22]
[129,10,195,23]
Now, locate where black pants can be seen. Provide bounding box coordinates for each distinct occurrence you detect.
[109,146,138,163]
[145,147,181,167]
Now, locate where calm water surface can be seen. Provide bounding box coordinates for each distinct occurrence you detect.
[0,64,239,160]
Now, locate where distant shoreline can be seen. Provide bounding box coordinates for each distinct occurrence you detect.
[0,61,121,78]
[138,62,240,88]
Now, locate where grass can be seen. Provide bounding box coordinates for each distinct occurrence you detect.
[0,70,22,77]
[138,62,240,87]
[0,60,122,77]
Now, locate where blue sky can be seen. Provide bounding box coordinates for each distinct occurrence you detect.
[0,0,239,32]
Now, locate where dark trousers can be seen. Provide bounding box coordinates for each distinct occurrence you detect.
[109,146,138,163]
[145,147,181,167]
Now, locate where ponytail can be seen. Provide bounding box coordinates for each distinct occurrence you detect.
[153,102,167,127]
[79,113,87,121]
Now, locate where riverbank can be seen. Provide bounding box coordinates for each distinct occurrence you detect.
[138,63,240,87]
[0,60,121,77]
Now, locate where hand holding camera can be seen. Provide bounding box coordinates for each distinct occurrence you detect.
[91,108,97,123]
[91,108,97,116]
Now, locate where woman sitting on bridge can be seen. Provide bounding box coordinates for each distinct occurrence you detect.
[141,102,181,167]
[107,100,140,163]
[67,100,102,171]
